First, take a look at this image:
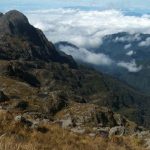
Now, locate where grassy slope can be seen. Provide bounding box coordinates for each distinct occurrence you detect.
[0,59,150,127]
[0,110,145,150]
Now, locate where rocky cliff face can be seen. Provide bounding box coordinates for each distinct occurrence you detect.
[0,10,77,68]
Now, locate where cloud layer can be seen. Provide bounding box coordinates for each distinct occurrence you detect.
[26,9,150,49]
[25,9,148,72]
[117,60,142,72]
[58,44,141,72]
[138,37,150,46]
[58,45,113,66]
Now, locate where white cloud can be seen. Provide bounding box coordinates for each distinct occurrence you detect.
[23,9,148,72]
[58,45,113,66]
[114,34,141,43]
[25,9,150,49]
[124,43,132,49]
[117,60,142,72]
[126,50,135,56]
[58,44,142,72]
[138,37,150,46]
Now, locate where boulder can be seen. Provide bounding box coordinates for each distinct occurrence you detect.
[98,127,110,138]
[0,91,9,102]
[145,138,150,149]
[14,115,23,122]
[89,133,96,137]
[71,127,85,134]
[31,121,39,129]
[61,117,73,129]
[14,115,32,127]
[136,131,150,139]
[109,126,125,138]
[49,91,68,115]
[15,101,29,110]
[114,114,127,126]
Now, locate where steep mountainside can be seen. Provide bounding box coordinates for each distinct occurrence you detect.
[56,32,150,95]
[0,10,149,128]
[0,10,150,149]
[0,10,77,68]
[94,32,150,95]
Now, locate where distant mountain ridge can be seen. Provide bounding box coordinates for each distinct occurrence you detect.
[56,32,150,95]
[94,32,150,95]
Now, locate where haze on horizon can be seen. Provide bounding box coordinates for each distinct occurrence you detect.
[1,0,150,13]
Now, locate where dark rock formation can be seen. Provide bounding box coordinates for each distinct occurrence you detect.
[0,91,9,102]
[0,10,77,68]
[15,101,29,110]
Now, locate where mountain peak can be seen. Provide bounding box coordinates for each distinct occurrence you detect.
[0,10,30,36]
[5,10,28,23]
[0,10,77,68]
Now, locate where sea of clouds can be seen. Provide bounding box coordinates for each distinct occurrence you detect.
[25,9,150,72]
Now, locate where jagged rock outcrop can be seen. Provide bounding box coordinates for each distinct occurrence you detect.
[55,103,139,136]
[0,10,77,68]
[109,126,125,138]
